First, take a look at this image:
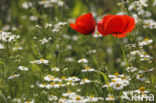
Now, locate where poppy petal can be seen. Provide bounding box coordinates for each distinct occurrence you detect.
[97,21,108,36]
[70,13,96,35]
[112,34,127,38]
[123,17,135,34]
[97,15,135,38]
[70,23,93,35]
[120,15,130,33]
[105,16,125,34]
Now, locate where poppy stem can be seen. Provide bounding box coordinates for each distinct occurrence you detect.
[121,44,129,67]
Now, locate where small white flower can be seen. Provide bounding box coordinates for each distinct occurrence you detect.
[45,23,52,28]
[0,43,5,49]
[139,53,152,61]
[153,0,156,6]
[12,46,23,51]
[93,32,103,38]
[65,57,74,62]
[126,67,138,73]
[22,2,32,9]
[39,0,64,8]
[39,37,52,44]
[31,59,49,64]
[0,31,20,42]
[30,16,38,21]
[87,49,97,54]
[8,74,20,79]
[57,22,67,26]
[79,78,91,85]
[106,94,115,101]
[38,83,47,88]
[130,50,140,55]
[78,58,88,63]
[81,67,95,72]
[18,66,29,71]
[12,98,21,103]
[134,87,149,94]
[72,35,79,41]
[136,74,146,81]
[143,19,156,29]
[138,38,153,46]
[48,95,58,101]
[112,82,124,90]
[24,99,34,103]
[51,67,60,71]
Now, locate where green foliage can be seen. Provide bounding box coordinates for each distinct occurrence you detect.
[0,0,156,103]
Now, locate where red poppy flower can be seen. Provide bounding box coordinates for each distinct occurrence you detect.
[70,13,96,35]
[97,15,135,38]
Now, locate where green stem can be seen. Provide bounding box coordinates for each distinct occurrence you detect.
[0,93,7,103]
[121,44,129,67]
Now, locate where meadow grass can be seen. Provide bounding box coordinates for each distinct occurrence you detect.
[0,0,156,103]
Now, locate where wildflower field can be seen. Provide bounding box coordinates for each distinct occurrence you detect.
[0,0,156,103]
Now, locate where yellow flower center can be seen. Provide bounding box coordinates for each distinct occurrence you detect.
[109,96,114,98]
[106,83,110,85]
[121,76,126,79]
[85,66,91,70]
[116,83,121,87]
[62,96,66,99]
[11,75,15,77]
[113,77,118,79]
[61,76,67,79]
[42,83,46,86]
[139,87,145,91]
[141,92,145,95]
[114,72,119,76]
[144,57,148,60]
[143,52,147,55]
[144,38,149,41]
[76,96,81,100]
[89,96,93,99]
[40,58,45,60]
[58,83,62,85]
[72,76,76,78]
[144,68,148,71]
[50,77,55,80]
[83,78,88,82]
[112,80,116,82]
[68,81,73,83]
[50,82,55,85]
[139,74,143,78]
[145,23,150,26]
[67,91,71,93]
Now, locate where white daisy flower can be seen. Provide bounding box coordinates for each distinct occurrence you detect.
[78,58,88,63]
[18,66,29,71]
[8,74,20,79]
[51,67,60,71]
[30,59,49,64]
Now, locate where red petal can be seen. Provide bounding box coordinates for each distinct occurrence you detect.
[102,15,114,21]
[119,15,130,33]
[97,15,114,36]
[105,15,126,34]
[112,34,127,38]
[97,21,108,36]
[71,13,96,35]
[97,15,135,38]
[70,23,93,35]
[70,23,77,31]
[123,17,135,34]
